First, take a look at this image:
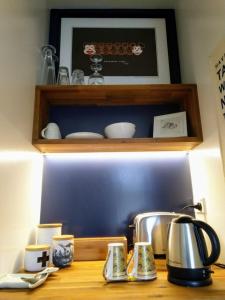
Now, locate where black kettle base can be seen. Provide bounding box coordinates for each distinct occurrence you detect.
[168,275,212,287]
[167,265,213,287]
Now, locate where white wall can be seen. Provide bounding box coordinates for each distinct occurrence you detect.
[175,0,225,261]
[0,0,47,273]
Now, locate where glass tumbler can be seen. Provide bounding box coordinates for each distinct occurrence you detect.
[57,66,70,85]
[71,69,85,84]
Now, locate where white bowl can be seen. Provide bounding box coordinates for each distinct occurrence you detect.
[104,122,136,138]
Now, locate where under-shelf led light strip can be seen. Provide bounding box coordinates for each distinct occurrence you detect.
[0,148,220,161]
[42,151,189,161]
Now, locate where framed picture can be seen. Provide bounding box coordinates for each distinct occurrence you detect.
[49,9,181,84]
[153,112,187,138]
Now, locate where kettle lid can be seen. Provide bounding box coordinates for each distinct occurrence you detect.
[173,215,193,223]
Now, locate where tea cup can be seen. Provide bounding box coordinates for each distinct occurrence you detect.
[41,122,61,139]
[127,242,157,280]
[103,243,127,282]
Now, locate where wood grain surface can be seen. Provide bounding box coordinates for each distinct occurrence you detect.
[74,236,127,261]
[0,260,225,300]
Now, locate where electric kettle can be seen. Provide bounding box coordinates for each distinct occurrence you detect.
[167,215,220,287]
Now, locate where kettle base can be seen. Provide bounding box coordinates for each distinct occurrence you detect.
[167,265,212,287]
[168,275,212,287]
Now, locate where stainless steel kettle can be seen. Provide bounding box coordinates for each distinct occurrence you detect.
[167,215,220,287]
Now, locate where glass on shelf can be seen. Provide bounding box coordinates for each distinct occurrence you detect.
[71,69,85,85]
[88,55,104,85]
[57,66,70,85]
[39,45,58,85]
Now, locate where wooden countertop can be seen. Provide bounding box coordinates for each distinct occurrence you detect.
[0,260,225,300]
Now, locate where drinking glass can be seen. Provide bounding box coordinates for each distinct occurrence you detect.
[40,45,57,85]
[57,66,70,85]
[71,69,85,85]
[88,55,104,85]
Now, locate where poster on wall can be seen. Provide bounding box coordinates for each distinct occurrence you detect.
[72,28,158,77]
[209,39,225,175]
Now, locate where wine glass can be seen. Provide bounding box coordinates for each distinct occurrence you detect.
[88,55,104,85]
[40,45,58,85]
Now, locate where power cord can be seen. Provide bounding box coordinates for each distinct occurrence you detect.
[214,263,225,268]
[180,202,202,212]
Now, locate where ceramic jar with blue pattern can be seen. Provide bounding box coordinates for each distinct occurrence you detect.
[52,235,74,267]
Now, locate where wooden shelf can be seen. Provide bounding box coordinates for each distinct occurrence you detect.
[32,84,203,153]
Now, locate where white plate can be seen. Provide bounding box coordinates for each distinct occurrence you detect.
[65,132,104,139]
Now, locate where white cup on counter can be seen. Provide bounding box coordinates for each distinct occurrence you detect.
[127,242,157,280]
[103,243,127,282]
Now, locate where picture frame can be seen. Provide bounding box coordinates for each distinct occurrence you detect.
[153,111,187,138]
[49,9,181,84]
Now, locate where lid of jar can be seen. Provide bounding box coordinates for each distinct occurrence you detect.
[38,223,62,228]
[53,234,74,240]
[25,244,50,251]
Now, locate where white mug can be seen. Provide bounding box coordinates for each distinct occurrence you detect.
[103,243,127,282]
[41,123,61,139]
[127,242,157,280]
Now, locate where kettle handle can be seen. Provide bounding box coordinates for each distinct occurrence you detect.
[192,219,220,266]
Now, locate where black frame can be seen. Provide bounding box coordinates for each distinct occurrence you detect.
[49,9,181,83]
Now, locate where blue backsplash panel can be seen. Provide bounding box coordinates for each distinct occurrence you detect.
[40,153,193,242]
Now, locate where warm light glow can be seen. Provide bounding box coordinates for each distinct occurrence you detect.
[28,155,44,222]
[189,149,221,196]
[188,147,222,221]
[189,148,221,159]
[44,151,188,161]
[0,151,42,162]
[0,150,44,226]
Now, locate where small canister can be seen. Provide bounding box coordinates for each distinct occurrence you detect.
[37,223,62,263]
[52,235,74,268]
[37,223,62,245]
[24,244,50,272]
